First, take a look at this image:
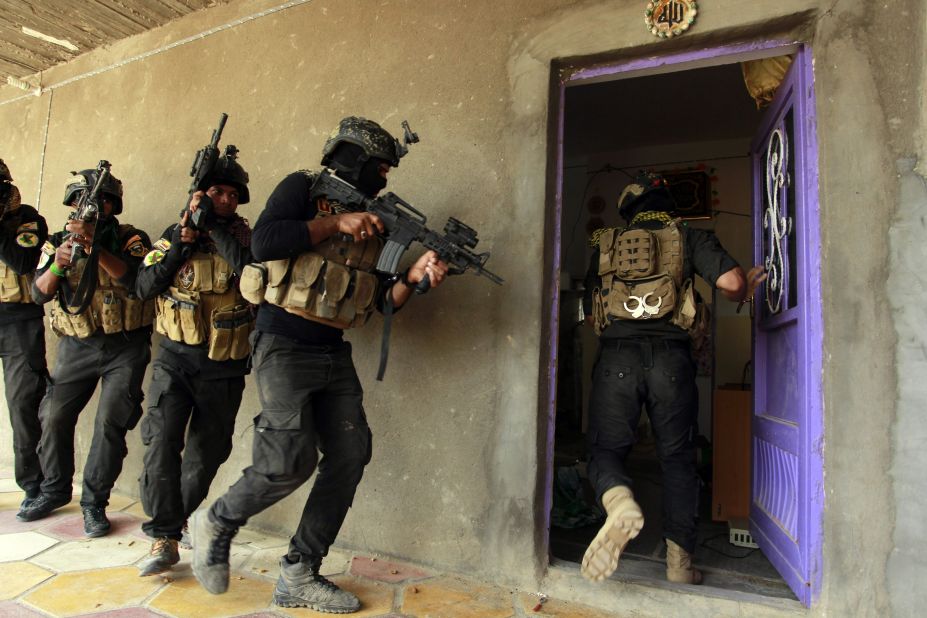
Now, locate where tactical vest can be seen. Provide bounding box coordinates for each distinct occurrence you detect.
[591,220,699,335]
[0,263,33,304]
[155,251,254,362]
[240,228,382,330]
[50,257,155,339]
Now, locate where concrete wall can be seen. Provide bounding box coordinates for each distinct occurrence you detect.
[1,0,923,615]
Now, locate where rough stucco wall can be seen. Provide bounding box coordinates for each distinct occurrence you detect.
[0,0,923,614]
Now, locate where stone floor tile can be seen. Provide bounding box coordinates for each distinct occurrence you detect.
[0,479,20,492]
[0,562,54,600]
[400,578,515,618]
[242,547,350,582]
[0,531,58,562]
[235,527,290,550]
[0,491,27,512]
[275,576,393,618]
[74,608,164,617]
[121,500,147,520]
[106,494,138,512]
[0,600,46,616]
[148,573,274,618]
[0,509,48,534]
[40,512,147,542]
[351,556,430,584]
[30,534,150,571]
[22,566,164,616]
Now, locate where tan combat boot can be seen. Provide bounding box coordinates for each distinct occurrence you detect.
[666,539,703,584]
[580,486,644,582]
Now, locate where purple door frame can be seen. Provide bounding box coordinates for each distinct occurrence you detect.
[544,41,823,605]
[749,46,823,607]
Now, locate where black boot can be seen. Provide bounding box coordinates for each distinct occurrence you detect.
[273,557,360,614]
[82,506,111,538]
[16,493,70,522]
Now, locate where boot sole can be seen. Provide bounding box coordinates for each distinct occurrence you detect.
[139,560,179,577]
[273,592,359,614]
[580,510,643,582]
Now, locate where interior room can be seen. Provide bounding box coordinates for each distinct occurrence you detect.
[549,58,795,599]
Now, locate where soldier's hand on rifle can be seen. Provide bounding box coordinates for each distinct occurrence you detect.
[54,239,75,268]
[406,250,449,290]
[336,212,384,243]
[66,219,94,252]
[177,210,199,244]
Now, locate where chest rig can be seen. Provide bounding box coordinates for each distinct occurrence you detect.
[591,219,697,335]
[50,254,154,339]
[240,198,382,330]
[0,213,35,304]
[156,250,254,361]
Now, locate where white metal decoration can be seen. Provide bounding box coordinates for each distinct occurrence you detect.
[763,126,792,314]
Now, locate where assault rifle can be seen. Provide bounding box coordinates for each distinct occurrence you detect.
[182,113,228,255]
[309,168,503,292]
[68,160,111,264]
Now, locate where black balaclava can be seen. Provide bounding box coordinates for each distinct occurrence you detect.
[328,143,387,197]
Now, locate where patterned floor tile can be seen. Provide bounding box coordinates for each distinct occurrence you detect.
[242,547,350,582]
[22,566,164,616]
[400,578,515,618]
[0,531,58,562]
[0,600,46,616]
[31,534,150,571]
[275,577,394,618]
[0,562,54,600]
[148,573,274,618]
[40,512,147,542]
[351,556,430,583]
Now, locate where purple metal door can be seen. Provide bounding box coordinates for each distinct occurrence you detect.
[750,47,823,607]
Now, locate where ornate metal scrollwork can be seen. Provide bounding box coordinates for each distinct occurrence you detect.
[763,126,792,314]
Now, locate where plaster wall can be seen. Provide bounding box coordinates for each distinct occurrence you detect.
[0,0,922,615]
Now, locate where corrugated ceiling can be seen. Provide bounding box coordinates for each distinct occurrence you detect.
[0,0,232,86]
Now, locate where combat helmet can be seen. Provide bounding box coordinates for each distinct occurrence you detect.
[617,171,674,222]
[197,145,250,204]
[0,158,20,214]
[63,166,124,214]
[321,116,401,169]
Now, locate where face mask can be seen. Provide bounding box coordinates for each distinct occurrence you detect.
[356,158,387,196]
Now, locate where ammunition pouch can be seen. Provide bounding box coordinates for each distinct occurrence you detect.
[50,260,154,338]
[154,251,254,360]
[240,249,380,330]
[0,262,33,304]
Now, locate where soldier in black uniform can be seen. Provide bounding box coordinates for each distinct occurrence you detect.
[135,151,255,576]
[0,159,50,515]
[192,117,448,614]
[580,172,765,585]
[18,166,153,538]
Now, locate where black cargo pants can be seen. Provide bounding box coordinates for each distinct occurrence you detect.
[37,328,151,507]
[0,317,48,497]
[210,333,372,568]
[140,355,244,540]
[586,337,700,553]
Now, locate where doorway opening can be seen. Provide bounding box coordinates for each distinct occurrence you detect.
[549,57,796,601]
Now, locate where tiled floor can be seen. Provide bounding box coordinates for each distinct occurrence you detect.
[0,475,617,618]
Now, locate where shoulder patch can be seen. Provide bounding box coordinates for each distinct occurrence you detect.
[41,240,56,256]
[153,238,171,252]
[143,249,166,267]
[123,233,148,258]
[16,221,38,233]
[16,232,39,248]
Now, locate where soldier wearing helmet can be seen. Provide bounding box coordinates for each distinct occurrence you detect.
[580,171,766,586]
[20,164,154,538]
[0,159,50,518]
[133,147,256,577]
[191,116,448,613]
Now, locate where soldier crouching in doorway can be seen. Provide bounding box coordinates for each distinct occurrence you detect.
[581,172,765,585]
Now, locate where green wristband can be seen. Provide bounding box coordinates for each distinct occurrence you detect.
[49,263,67,278]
